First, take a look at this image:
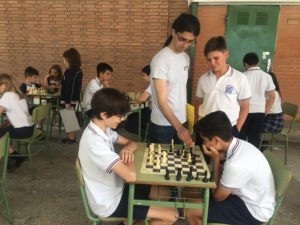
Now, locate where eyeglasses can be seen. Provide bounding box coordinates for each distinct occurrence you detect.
[176,32,196,45]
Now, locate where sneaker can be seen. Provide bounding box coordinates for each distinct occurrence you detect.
[62,138,76,144]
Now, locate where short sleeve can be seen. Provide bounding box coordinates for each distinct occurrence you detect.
[145,85,151,95]
[195,76,204,98]
[220,164,252,189]
[108,129,119,144]
[266,75,276,92]
[237,75,252,100]
[0,92,12,111]
[19,84,27,94]
[150,53,168,80]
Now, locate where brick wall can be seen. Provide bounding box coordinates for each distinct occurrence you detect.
[272,6,300,117]
[0,0,188,91]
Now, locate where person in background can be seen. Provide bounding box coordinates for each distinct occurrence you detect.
[19,66,42,94]
[124,65,151,137]
[149,13,200,146]
[0,73,34,169]
[83,62,113,119]
[60,48,83,144]
[239,52,275,148]
[260,72,284,149]
[78,88,178,224]
[43,64,63,93]
[184,111,275,225]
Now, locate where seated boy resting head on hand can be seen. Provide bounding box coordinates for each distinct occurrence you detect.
[78,88,178,224]
[184,111,276,225]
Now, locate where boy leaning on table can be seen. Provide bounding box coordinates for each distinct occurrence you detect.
[78,88,178,225]
[183,111,275,225]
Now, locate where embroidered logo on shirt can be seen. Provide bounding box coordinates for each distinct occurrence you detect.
[225,85,234,94]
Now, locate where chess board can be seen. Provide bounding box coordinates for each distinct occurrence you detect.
[141,144,210,179]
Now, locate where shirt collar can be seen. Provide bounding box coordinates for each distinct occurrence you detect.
[209,65,233,77]
[226,137,240,160]
[247,66,261,71]
[87,121,109,141]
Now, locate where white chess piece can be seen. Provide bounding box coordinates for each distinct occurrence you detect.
[171,139,174,150]
[156,156,160,168]
[162,151,167,164]
[187,153,192,163]
[149,154,153,165]
[158,144,161,155]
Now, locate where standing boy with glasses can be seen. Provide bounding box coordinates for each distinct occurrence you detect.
[149,13,200,146]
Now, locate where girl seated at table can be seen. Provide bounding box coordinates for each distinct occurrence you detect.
[43,64,63,93]
[78,88,178,225]
[0,73,34,169]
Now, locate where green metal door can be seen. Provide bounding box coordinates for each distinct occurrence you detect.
[225,5,279,72]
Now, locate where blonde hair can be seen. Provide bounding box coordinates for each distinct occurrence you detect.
[0,73,25,99]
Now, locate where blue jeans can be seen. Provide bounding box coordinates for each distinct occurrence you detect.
[149,121,187,144]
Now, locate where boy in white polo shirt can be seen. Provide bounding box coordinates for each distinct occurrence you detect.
[184,111,275,225]
[240,52,275,148]
[83,62,113,119]
[78,88,178,224]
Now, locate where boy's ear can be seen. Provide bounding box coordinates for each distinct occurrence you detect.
[99,112,107,120]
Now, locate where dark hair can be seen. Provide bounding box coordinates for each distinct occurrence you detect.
[204,36,227,56]
[63,48,81,69]
[163,13,200,47]
[97,63,113,77]
[243,52,259,66]
[24,66,39,77]
[269,72,281,96]
[49,64,63,79]
[141,65,150,76]
[91,88,130,119]
[194,111,232,142]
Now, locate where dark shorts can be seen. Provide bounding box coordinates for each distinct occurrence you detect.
[110,184,151,220]
[208,194,263,225]
[0,125,34,139]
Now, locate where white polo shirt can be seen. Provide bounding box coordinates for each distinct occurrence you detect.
[83,77,103,111]
[78,121,123,217]
[268,91,282,114]
[150,47,189,126]
[196,66,251,126]
[244,67,275,113]
[0,92,32,128]
[221,138,276,222]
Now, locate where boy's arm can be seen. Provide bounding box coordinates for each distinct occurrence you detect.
[202,145,231,201]
[138,91,150,103]
[112,161,136,183]
[117,135,138,164]
[236,99,249,132]
[194,97,203,123]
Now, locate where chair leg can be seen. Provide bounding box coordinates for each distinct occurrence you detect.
[285,136,288,165]
[1,185,13,224]
[27,144,36,179]
[270,133,274,151]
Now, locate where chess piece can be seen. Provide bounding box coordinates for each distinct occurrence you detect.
[195,172,200,180]
[186,166,194,181]
[209,172,214,182]
[169,144,173,152]
[189,147,193,155]
[149,154,153,165]
[171,139,174,149]
[187,153,192,163]
[165,168,170,180]
[182,144,185,150]
[202,170,209,183]
[158,144,162,155]
[176,168,182,181]
[156,156,160,168]
[162,151,167,164]
[176,148,181,157]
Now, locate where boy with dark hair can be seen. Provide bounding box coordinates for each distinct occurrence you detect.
[83,62,113,118]
[184,111,276,225]
[240,52,275,148]
[19,66,41,94]
[78,88,178,224]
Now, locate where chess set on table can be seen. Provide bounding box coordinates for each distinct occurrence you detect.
[141,141,212,182]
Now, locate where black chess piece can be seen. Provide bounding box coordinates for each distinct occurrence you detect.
[176,168,182,181]
[176,148,181,157]
[209,172,214,182]
[195,172,200,180]
[189,147,193,154]
[202,170,209,183]
[192,155,197,165]
[169,144,173,152]
[165,168,170,180]
[182,144,185,150]
[183,151,188,159]
[186,166,194,181]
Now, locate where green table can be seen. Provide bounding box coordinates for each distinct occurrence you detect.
[129,102,142,142]
[127,143,216,225]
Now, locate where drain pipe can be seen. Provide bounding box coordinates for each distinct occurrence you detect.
[187,2,198,104]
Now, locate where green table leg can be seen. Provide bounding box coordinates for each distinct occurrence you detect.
[138,107,141,142]
[202,188,210,225]
[128,184,135,225]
